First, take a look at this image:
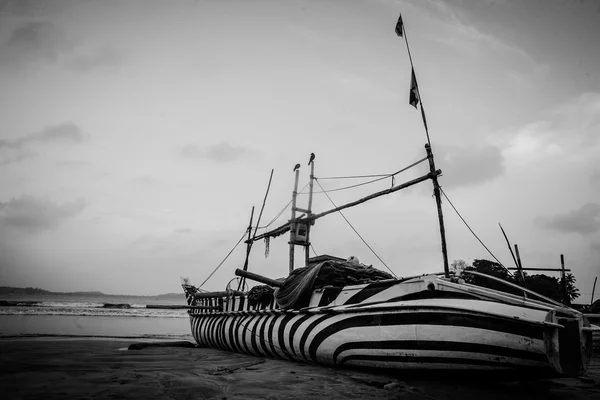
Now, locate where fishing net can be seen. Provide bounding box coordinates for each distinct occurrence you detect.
[248,285,275,308]
[275,260,393,310]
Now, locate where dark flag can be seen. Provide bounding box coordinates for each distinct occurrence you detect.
[395,14,403,37]
[409,68,420,108]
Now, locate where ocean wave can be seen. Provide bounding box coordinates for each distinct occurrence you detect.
[0,333,194,340]
[0,307,188,318]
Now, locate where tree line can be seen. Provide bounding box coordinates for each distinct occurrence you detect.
[452,259,580,305]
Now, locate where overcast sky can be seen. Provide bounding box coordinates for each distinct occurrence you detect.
[0,0,598,298]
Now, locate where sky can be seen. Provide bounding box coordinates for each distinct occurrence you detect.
[0,0,599,298]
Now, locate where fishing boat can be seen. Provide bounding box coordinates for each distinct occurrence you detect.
[181,14,596,377]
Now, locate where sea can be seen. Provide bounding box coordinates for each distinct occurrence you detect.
[0,294,193,340]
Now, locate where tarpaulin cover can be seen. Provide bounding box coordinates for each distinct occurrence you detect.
[275,260,394,310]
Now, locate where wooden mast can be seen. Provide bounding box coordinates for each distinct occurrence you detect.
[305,157,315,267]
[425,144,449,278]
[289,167,300,273]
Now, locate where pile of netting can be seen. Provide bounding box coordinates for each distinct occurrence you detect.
[275,260,394,310]
[248,284,275,308]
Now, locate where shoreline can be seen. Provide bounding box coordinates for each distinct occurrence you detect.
[1,337,599,400]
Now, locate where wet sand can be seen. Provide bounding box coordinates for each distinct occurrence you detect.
[1,338,598,400]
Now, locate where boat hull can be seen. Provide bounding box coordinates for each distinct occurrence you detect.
[188,302,558,375]
[183,275,595,377]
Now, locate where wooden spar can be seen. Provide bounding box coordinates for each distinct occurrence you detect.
[305,158,315,267]
[506,267,571,272]
[592,276,598,306]
[252,169,274,240]
[146,304,220,310]
[238,206,255,291]
[425,144,449,278]
[514,243,525,281]
[194,290,245,299]
[560,254,568,305]
[235,268,284,288]
[240,169,274,290]
[289,168,300,273]
[250,169,441,243]
[499,223,520,273]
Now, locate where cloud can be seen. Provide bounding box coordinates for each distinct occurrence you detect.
[55,160,89,168]
[0,196,87,233]
[6,20,73,62]
[436,144,504,188]
[0,122,85,149]
[1,0,69,16]
[415,0,534,63]
[502,92,600,165]
[181,142,256,162]
[591,243,600,253]
[535,203,600,235]
[0,151,36,166]
[67,46,124,72]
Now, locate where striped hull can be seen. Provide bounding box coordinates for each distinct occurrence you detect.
[188,302,554,374]
[184,275,595,376]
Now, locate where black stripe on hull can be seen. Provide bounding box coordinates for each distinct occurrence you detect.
[340,354,551,371]
[332,340,549,364]
[344,281,398,305]
[318,287,344,307]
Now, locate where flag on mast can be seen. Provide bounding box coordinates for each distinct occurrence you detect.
[395,14,404,37]
[409,68,420,108]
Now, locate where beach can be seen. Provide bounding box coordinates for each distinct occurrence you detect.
[1,338,599,400]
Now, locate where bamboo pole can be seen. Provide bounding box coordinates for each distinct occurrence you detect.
[194,290,245,299]
[591,277,597,306]
[305,159,315,267]
[289,168,300,273]
[499,223,520,274]
[561,254,568,305]
[235,268,284,288]
[237,206,255,291]
[506,267,571,272]
[514,243,525,281]
[425,144,449,278]
[250,170,441,243]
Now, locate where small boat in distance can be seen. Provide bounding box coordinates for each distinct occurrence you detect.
[181,14,596,377]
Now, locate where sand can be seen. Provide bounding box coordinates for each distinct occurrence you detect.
[1,338,599,400]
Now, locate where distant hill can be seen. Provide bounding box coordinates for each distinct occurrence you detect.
[0,286,183,299]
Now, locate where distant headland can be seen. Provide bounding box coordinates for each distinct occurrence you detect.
[0,286,184,300]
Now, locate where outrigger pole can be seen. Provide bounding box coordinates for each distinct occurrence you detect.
[396,13,450,277]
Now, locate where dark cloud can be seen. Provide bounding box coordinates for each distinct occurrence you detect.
[181,142,256,162]
[536,203,600,235]
[6,20,73,62]
[436,145,504,188]
[0,195,87,233]
[0,0,69,16]
[0,122,85,149]
[67,46,124,72]
[0,151,36,166]
[591,243,600,253]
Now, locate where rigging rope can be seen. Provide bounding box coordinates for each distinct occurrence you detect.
[310,243,318,257]
[257,183,310,229]
[438,187,511,274]
[318,173,391,180]
[308,156,428,194]
[315,180,397,277]
[198,230,248,289]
